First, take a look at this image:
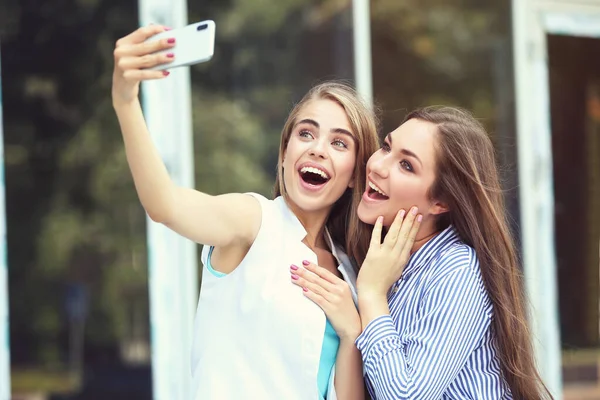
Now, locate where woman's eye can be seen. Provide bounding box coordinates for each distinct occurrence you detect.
[400,160,413,172]
[299,130,314,139]
[381,142,391,152]
[332,139,348,149]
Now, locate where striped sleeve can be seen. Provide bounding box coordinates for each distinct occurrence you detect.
[356,252,492,399]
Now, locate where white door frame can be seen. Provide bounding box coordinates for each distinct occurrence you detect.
[0,47,10,400]
[513,0,600,398]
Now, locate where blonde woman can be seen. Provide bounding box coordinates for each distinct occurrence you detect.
[112,25,380,400]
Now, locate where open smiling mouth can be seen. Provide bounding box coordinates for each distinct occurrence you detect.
[367,181,389,200]
[299,166,330,186]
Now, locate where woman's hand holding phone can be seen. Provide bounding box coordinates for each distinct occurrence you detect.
[112,25,176,105]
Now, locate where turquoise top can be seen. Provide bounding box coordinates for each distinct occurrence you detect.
[205,246,340,399]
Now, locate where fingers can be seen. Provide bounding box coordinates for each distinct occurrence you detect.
[115,37,175,60]
[290,269,330,299]
[301,288,327,309]
[290,264,336,293]
[118,51,175,71]
[398,211,422,261]
[122,69,170,81]
[383,209,406,246]
[290,264,352,314]
[397,207,418,244]
[116,25,169,47]
[114,25,176,74]
[301,261,341,285]
[369,216,384,248]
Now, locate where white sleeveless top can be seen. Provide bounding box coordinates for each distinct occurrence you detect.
[191,194,358,400]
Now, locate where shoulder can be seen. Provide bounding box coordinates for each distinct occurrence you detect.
[426,244,490,306]
[430,243,477,278]
[239,193,279,239]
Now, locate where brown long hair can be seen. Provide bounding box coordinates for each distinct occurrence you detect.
[273,82,380,265]
[404,106,552,399]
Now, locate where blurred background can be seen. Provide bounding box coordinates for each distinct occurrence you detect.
[0,0,598,399]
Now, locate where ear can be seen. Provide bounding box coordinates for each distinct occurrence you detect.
[429,200,449,216]
[347,174,355,189]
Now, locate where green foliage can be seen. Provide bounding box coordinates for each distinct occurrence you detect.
[2,0,514,375]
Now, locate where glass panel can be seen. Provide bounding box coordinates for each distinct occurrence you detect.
[187,1,355,281]
[3,0,356,398]
[547,34,600,398]
[3,1,152,399]
[188,1,354,197]
[369,0,520,231]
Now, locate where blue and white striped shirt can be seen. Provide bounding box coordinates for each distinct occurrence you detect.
[355,225,511,399]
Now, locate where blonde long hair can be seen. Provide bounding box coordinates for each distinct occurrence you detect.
[273,82,380,265]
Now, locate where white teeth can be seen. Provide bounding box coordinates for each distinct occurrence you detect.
[369,181,387,197]
[300,166,329,179]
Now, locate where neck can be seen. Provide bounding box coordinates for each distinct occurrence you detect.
[410,220,441,254]
[286,199,331,249]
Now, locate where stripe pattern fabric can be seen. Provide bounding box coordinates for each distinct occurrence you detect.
[356,225,512,399]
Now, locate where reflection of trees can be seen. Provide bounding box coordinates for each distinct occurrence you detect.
[2,0,514,375]
[2,0,354,371]
[369,0,519,240]
[371,0,512,134]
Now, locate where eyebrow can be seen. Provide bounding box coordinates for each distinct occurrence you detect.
[297,118,355,140]
[385,133,422,166]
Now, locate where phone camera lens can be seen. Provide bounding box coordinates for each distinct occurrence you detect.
[197,24,207,31]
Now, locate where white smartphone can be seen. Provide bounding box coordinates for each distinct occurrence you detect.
[145,20,215,70]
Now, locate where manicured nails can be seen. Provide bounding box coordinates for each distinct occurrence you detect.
[167,38,175,44]
[303,287,308,292]
[162,70,170,76]
[166,52,174,58]
[302,260,310,266]
[417,214,423,222]
[291,274,299,280]
[399,209,406,218]
[290,264,298,271]
[411,207,418,215]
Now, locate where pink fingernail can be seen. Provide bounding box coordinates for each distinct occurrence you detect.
[399,210,406,218]
[162,71,170,76]
[290,264,298,271]
[412,207,418,215]
[291,274,299,280]
[303,287,308,292]
[302,260,310,266]
[417,215,423,222]
[166,52,174,58]
[164,27,173,31]
[167,38,175,44]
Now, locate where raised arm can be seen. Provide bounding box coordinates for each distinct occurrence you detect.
[112,26,260,248]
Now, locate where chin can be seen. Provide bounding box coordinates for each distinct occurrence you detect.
[287,190,336,213]
[357,202,377,225]
[358,202,400,227]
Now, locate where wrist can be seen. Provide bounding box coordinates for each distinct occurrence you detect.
[338,327,362,343]
[356,276,389,300]
[112,89,140,109]
[357,286,387,302]
[358,292,390,330]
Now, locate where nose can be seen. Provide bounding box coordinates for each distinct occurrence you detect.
[369,152,389,179]
[308,137,328,159]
